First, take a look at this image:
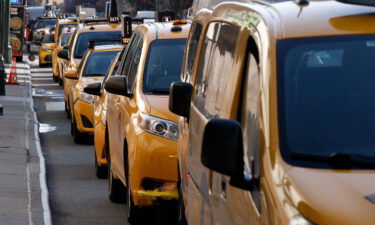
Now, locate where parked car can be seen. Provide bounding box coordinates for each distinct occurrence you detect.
[66,43,123,144]
[169,0,375,225]
[104,21,190,223]
[53,27,75,85]
[38,33,55,67]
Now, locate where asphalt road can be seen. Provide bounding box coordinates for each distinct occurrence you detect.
[30,65,129,225]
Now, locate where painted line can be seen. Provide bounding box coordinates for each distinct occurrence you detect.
[26,64,53,225]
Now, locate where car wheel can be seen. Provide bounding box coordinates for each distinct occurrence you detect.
[53,75,59,82]
[71,117,85,144]
[58,77,63,86]
[95,148,107,179]
[178,184,188,225]
[65,100,71,120]
[107,141,126,203]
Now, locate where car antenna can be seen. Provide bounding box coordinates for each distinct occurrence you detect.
[295,0,309,17]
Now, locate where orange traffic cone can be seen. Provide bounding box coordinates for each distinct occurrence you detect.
[7,57,19,85]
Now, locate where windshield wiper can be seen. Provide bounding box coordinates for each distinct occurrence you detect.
[147,89,169,95]
[291,152,375,169]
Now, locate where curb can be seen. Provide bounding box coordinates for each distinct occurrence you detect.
[24,63,53,225]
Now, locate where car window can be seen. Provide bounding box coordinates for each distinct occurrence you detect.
[60,33,71,46]
[58,23,77,39]
[82,50,120,77]
[74,31,122,58]
[277,34,375,168]
[182,22,203,82]
[143,39,186,94]
[43,34,54,43]
[127,39,143,93]
[193,22,239,118]
[120,33,141,76]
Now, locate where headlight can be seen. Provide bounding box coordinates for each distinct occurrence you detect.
[78,91,94,104]
[43,49,52,52]
[138,112,178,140]
[289,215,316,225]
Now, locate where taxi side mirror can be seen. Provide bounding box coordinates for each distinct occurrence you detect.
[169,82,192,119]
[64,70,78,79]
[104,76,132,97]
[201,119,256,191]
[84,83,102,96]
[58,49,69,59]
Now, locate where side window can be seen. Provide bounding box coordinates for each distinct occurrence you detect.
[182,22,203,82]
[193,22,240,118]
[77,51,89,77]
[127,39,143,93]
[239,42,261,210]
[120,33,140,76]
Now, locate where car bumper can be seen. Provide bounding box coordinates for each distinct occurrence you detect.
[73,99,94,133]
[130,131,178,206]
[39,52,52,64]
[94,121,107,166]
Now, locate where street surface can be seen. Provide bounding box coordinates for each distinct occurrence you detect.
[30,64,129,225]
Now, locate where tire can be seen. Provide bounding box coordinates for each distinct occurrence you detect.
[53,75,59,82]
[107,140,126,203]
[58,76,63,86]
[95,148,108,179]
[127,186,142,224]
[71,117,85,144]
[65,100,71,119]
[177,184,188,225]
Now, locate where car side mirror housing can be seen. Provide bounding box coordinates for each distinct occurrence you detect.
[201,118,256,191]
[104,76,131,97]
[169,82,193,118]
[58,49,69,59]
[64,70,78,79]
[84,83,102,96]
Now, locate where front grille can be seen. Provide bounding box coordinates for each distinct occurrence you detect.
[44,54,52,61]
[81,115,93,128]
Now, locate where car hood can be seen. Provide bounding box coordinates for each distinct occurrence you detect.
[286,166,375,225]
[144,94,178,123]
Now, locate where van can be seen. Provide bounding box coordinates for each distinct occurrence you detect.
[170,0,375,224]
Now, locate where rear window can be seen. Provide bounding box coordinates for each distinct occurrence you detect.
[83,51,120,77]
[58,24,77,39]
[143,39,186,94]
[43,34,54,43]
[74,31,122,58]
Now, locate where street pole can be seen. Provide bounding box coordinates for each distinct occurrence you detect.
[0,1,4,55]
[2,0,10,63]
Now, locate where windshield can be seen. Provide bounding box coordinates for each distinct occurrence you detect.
[143,39,186,94]
[60,33,71,46]
[58,24,77,39]
[43,34,54,43]
[83,51,120,77]
[277,34,375,168]
[36,19,57,28]
[74,31,122,58]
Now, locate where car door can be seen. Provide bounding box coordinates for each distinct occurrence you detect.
[187,21,244,225]
[109,34,142,180]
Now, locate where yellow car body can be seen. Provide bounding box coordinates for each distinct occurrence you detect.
[53,28,75,84]
[38,33,55,67]
[68,45,123,144]
[104,21,190,222]
[52,19,78,81]
[171,0,375,225]
[90,52,124,178]
[61,21,123,121]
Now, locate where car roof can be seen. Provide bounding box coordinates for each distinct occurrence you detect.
[214,0,375,39]
[136,21,190,41]
[76,22,122,33]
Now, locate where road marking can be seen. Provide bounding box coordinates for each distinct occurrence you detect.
[45,102,64,111]
[0,96,31,102]
[26,64,53,225]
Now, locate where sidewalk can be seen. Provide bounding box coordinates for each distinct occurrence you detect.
[0,61,50,225]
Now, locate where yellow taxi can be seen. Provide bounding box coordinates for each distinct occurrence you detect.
[58,19,123,120]
[104,21,189,223]
[66,44,123,144]
[52,18,78,82]
[83,50,124,178]
[52,18,77,83]
[169,0,375,224]
[53,28,75,85]
[38,33,55,67]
